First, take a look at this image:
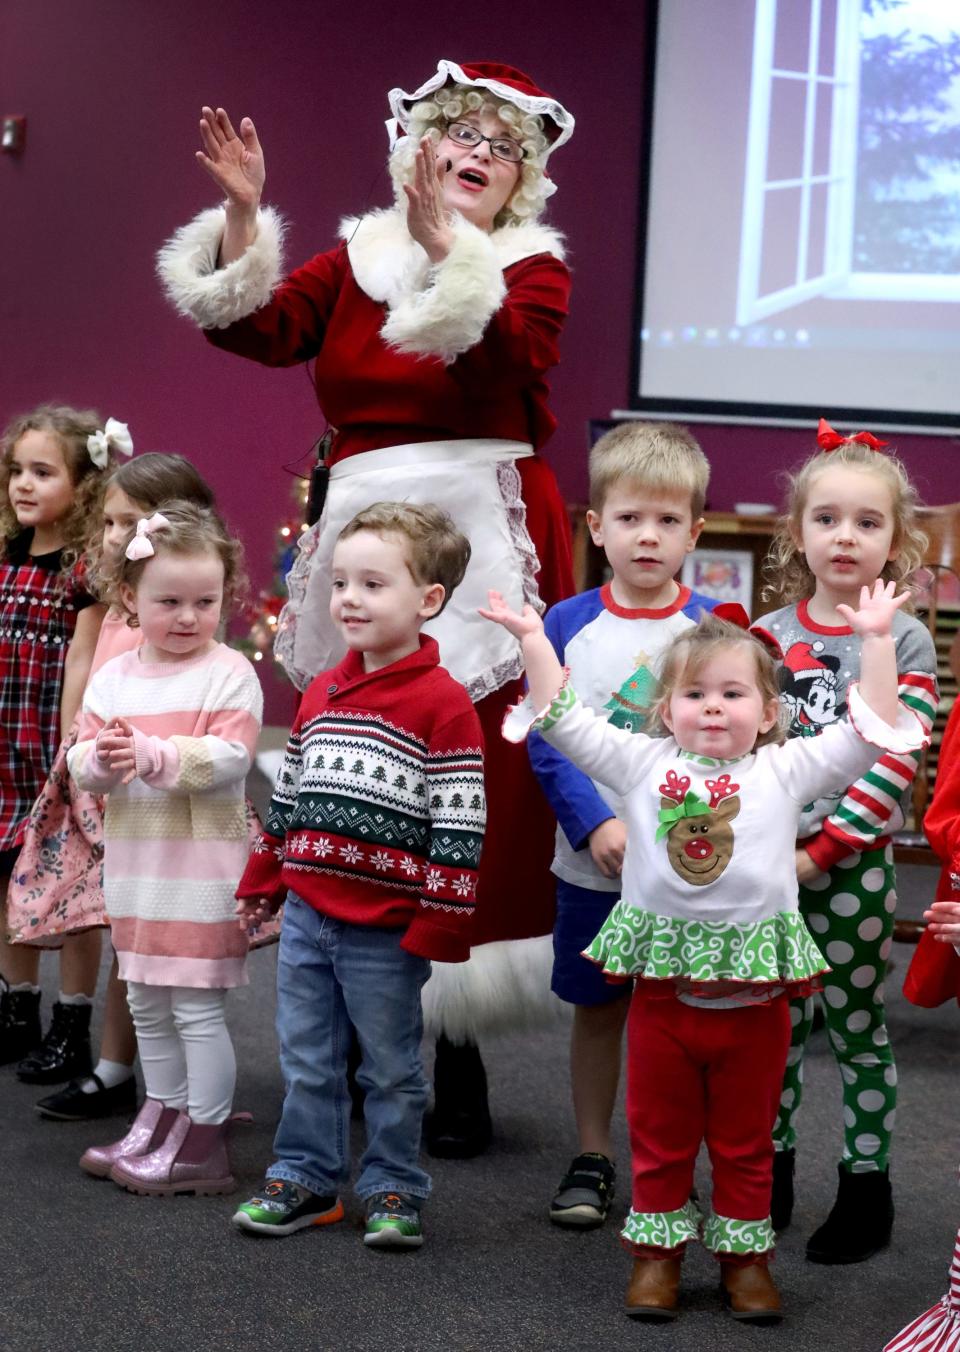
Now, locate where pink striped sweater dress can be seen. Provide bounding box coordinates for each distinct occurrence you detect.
[67,642,263,988]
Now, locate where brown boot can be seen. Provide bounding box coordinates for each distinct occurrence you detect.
[624,1256,682,1321]
[720,1258,783,1323]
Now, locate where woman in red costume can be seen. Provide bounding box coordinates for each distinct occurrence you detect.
[157,60,576,1155]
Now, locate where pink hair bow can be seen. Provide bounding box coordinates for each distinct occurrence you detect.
[86,417,134,469]
[816,417,888,453]
[125,512,170,561]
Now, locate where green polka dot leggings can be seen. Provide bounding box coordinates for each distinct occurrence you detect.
[773,844,897,1173]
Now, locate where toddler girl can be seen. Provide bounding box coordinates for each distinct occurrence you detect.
[0,405,121,1080]
[7,453,219,1123]
[69,501,262,1195]
[758,421,938,1263]
[482,583,926,1322]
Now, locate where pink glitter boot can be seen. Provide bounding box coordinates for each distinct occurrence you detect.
[80,1098,179,1178]
[110,1112,235,1196]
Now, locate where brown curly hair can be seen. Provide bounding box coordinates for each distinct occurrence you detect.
[761,439,928,607]
[0,404,117,574]
[105,499,247,628]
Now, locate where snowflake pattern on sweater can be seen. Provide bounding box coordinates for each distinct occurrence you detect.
[238,637,485,963]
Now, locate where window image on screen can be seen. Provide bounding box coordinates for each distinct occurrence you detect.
[636,0,960,424]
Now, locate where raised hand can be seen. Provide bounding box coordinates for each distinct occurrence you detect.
[836,579,909,639]
[478,590,544,641]
[403,136,454,264]
[196,106,265,211]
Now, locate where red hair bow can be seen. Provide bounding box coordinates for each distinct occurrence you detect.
[713,603,784,661]
[816,417,888,453]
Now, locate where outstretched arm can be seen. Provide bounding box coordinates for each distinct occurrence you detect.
[836,581,910,726]
[479,591,565,710]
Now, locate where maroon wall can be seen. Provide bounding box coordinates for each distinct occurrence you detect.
[2,2,957,717]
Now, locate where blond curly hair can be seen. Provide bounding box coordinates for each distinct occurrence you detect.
[0,404,116,574]
[762,440,928,607]
[389,82,552,228]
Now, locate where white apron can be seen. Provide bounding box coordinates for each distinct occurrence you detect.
[274,439,544,698]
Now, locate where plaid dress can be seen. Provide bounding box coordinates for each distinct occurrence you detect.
[0,534,91,856]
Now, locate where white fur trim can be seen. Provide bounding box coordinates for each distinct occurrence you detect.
[341,208,564,365]
[382,219,506,364]
[421,934,567,1042]
[156,206,286,330]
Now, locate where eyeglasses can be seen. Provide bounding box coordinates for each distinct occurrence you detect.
[445,121,525,164]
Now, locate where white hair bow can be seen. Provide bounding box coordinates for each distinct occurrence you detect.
[125,512,170,561]
[87,417,134,469]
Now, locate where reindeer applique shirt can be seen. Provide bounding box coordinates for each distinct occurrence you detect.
[505,681,927,995]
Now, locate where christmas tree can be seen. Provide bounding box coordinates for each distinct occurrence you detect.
[604,664,657,732]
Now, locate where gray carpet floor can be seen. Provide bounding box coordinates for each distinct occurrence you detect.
[4,863,958,1352]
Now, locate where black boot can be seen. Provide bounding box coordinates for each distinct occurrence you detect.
[424,1035,492,1159]
[17,1000,93,1085]
[771,1148,795,1232]
[0,978,41,1066]
[805,1164,893,1264]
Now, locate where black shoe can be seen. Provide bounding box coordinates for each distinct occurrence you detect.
[17,1001,93,1084]
[35,1072,138,1121]
[806,1164,893,1264]
[550,1152,615,1228]
[771,1148,795,1232]
[424,1035,493,1159]
[0,977,41,1066]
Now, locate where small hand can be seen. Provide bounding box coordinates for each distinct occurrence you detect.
[795,847,823,886]
[196,106,265,209]
[923,899,960,943]
[403,136,455,263]
[96,717,137,784]
[236,895,275,934]
[836,580,909,639]
[478,590,544,641]
[589,818,627,879]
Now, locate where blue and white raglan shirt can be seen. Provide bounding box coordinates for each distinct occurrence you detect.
[528,583,739,892]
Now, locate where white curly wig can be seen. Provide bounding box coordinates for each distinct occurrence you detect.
[388,83,554,229]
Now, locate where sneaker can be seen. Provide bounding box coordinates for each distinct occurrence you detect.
[232,1180,344,1236]
[36,1073,138,1122]
[550,1152,615,1228]
[363,1192,424,1249]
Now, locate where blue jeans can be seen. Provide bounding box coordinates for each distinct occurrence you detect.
[268,893,432,1202]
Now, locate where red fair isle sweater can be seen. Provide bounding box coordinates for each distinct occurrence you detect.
[237,637,485,963]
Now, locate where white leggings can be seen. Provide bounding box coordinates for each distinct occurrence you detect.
[125,983,235,1125]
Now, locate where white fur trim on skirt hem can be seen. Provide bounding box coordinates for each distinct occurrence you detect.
[421,934,566,1043]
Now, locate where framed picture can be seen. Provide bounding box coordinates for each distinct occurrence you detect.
[682,549,754,610]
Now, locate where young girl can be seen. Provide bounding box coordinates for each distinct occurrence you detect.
[68,502,263,1195]
[0,406,124,1080]
[883,697,960,1352]
[481,585,926,1322]
[6,453,219,1123]
[758,421,938,1264]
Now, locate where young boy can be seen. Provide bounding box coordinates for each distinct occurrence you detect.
[530,422,741,1227]
[234,503,485,1248]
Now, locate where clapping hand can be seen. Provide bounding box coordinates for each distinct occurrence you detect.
[836,580,909,638]
[196,106,265,210]
[403,136,454,264]
[96,717,137,785]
